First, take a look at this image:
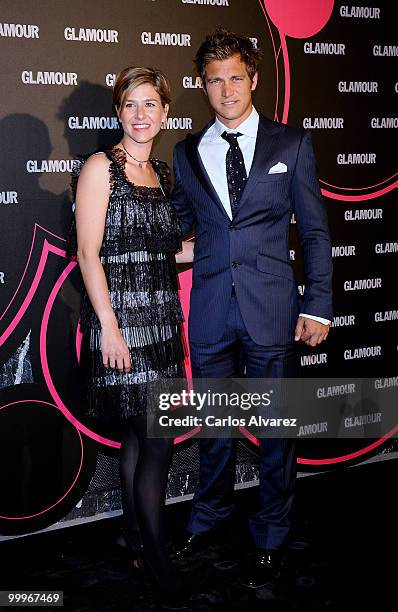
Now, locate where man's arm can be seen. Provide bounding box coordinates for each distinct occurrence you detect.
[171,145,195,237]
[291,130,333,346]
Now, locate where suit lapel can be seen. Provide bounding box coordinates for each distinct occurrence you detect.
[185,121,230,219]
[233,115,283,218]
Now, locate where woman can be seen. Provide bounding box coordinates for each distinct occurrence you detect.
[68,67,192,607]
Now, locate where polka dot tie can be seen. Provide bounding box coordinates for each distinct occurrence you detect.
[221,131,247,212]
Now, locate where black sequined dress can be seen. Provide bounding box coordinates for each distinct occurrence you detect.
[67,149,185,419]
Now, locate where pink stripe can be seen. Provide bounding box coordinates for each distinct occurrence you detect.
[75,322,83,363]
[239,426,259,446]
[0,240,70,347]
[173,427,201,445]
[321,182,397,201]
[40,263,120,448]
[280,34,290,123]
[35,223,68,242]
[320,172,398,191]
[0,241,50,346]
[0,226,38,322]
[0,399,84,520]
[297,425,398,465]
[240,425,398,466]
[258,0,280,121]
[0,224,66,323]
[178,268,192,379]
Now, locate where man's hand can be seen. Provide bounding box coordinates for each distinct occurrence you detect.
[294,316,330,347]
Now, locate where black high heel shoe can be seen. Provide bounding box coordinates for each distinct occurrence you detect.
[116,530,148,577]
[117,529,190,607]
[134,549,191,609]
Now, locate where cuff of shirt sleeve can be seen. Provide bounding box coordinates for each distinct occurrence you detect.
[299,313,331,325]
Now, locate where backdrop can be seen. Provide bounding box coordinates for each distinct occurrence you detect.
[0,0,397,536]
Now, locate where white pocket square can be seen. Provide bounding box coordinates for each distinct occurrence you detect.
[268,162,287,174]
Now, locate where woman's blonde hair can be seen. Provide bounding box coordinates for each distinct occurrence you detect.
[112,66,171,110]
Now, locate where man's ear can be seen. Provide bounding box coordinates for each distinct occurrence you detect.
[251,72,258,92]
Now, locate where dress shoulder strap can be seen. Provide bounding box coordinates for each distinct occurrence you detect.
[66,151,113,259]
[70,150,118,200]
[151,159,172,197]
[70,155,87,202]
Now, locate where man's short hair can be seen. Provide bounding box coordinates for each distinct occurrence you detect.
[194,27,262,87]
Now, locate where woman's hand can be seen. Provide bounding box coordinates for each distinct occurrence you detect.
[175,239,194,263]
[101,322,131,372]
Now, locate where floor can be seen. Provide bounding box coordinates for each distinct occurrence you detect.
[1,458,396,611]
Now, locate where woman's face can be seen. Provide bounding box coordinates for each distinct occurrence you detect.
[117,83,168,147]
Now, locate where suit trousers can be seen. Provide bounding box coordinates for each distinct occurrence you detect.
[188,293,298,549]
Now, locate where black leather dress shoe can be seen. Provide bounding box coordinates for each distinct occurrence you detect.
[171,531,214,559]
[241,549,283,588]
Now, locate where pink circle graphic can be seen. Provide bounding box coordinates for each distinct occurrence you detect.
[241,424,398,466]
[260,0,397,199]
[42,245,396,467]
[263,0,334,39]
[0,400,84,520]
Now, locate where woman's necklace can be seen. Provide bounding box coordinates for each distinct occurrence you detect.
[121,142,150,168]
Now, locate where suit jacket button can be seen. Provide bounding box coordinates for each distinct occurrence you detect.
[232,261,238,269]
[229,224,236,231]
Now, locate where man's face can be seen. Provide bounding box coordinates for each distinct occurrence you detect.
[204,54,258,129]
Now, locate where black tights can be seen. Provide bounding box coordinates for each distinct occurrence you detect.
[119,415,181,593]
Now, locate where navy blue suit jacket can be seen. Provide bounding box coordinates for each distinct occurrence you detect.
[172,114,333,346]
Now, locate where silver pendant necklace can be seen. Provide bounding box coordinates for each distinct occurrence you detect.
[121,142,150,168]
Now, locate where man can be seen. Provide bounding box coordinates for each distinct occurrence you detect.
[171,28,332,587]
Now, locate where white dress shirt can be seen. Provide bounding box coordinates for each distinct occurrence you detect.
[198,106,330,327]
[198,106,258,218]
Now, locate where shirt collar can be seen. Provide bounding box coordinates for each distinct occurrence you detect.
[210,106,259,141]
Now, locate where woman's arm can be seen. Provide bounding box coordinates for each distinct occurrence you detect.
[75,154,131,372]
[175,239,194,264]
